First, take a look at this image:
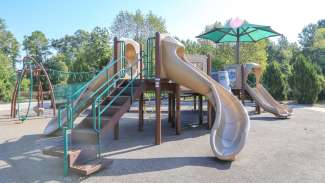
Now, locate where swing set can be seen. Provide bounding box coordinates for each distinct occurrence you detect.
[10,56,97,122]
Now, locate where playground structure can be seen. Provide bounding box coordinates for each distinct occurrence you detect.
[10,32,293,177]
[41,33,250,176]
[224,64,293,118]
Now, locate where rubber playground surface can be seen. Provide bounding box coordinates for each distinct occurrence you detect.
[0,102,325,183]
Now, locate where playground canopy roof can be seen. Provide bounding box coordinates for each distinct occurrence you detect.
[197,19,281,63]
[197,23,281,43]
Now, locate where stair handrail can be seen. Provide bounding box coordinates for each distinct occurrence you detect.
[92,59,143,133]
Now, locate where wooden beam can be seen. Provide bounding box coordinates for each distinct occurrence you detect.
[139,93,144,131]
[113,37,118,74]
[256,103,261,114]
[114,122,119,140]
[207,54,212,129]
[175,84,181,135]
[171,93,176,128]
[155,32,162,145]
[138,43,144,131]
[199,95,203,125]
[168,93,172,124]
[241,64,245,104]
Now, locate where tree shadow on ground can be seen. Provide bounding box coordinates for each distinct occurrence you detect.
[0,134,80,182]
[98,156,231,177]
[0,107,231,180]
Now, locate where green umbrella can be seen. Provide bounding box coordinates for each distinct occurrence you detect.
[197,18,281,64]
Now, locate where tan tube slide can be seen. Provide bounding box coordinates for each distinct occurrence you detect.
[44,39,140,136]
[243,63,293,118]
[160,34,250,160]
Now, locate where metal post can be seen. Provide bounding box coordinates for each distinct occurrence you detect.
[236,28,240,64]
[63,127,70,176]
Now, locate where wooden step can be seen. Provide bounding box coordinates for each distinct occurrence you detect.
[102,96,130,107]
[70,158,113,176]
[42,144,84,157]
[119,79,142,87]
[42,144,96,162]
[111,87,141,96]
[77,115,113,129]
[71,128,98,145]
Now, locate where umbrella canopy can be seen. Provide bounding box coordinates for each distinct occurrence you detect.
[197,18,281,64]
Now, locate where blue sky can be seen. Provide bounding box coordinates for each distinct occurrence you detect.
[1,0,324,45]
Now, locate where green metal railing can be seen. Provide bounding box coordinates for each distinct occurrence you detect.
[61,38,152,175]
[61,56,128,175]
[91,59,142,158]
[144,37,155,79]
[60,36,158,175]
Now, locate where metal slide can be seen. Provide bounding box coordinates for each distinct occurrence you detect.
[159,34,250,160]
[243,63,293,118]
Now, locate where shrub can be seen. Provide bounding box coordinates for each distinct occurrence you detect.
[0,53,15,102]
[262,61,289,100]
[289,54,323,104]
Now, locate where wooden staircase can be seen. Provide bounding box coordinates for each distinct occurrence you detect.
[43,79,143,176]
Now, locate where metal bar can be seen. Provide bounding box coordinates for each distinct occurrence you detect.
[236,28,240,64]
[63,127,70,176]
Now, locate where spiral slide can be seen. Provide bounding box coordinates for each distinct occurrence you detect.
[159,34,250,160]
[243,63,293,118]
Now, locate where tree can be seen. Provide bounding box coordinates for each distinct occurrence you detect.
[299,19,325,48]
[299,23,317,48]
[289,54,323,104]
[69,27,112,72]
[0,52,15,102]
[51,29,90,69]
[23,31,50,62]
[42,54,68,90]
[262,61,288,100]
[0,18,20,68]
[110,10,167,43]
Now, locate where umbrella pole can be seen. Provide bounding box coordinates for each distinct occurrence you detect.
[236,28,240,64]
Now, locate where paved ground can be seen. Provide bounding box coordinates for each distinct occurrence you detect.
[0,101,325,183]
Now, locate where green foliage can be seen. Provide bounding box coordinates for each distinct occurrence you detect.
[0,53,15,102]
[51,29,90,69]
[0,18,20,68]
[289,54,323,104]
[43,56,68,90]
[267,37,299,64]
[110,10,167,44]
[23,31,50,62]
[262,61,289,100]
[52,27,112,72]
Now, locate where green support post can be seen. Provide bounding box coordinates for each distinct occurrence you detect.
[63,127,71,176]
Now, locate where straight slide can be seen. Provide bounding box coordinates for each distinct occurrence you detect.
[43,67,114,135]
[243,63,293,118]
